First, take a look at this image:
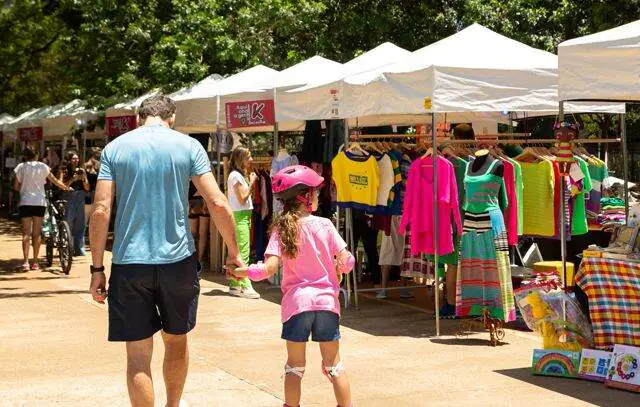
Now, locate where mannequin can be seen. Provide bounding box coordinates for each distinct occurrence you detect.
[471,149,503,177]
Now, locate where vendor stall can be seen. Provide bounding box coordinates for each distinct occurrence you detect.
[105,89,161,140]
[558,20,640,355]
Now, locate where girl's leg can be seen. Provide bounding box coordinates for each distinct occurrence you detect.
[285,341,306,407]
[319,341,351,407]
[31,216,43,264]
[74,192,86,255]
[21,217,33,267]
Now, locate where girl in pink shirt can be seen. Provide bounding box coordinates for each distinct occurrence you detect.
[232,165,355,407]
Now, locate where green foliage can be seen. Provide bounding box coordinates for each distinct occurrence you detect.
[2,0,640,117]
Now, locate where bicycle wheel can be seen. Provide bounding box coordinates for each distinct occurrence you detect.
[58,220,73,275]
[46,239,54,267]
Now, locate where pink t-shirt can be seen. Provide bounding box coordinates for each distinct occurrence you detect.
[265,215,348,323]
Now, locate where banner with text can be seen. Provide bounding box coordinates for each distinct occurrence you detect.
[225,99,275,129]
[17,127,43,142]
[107,115,137,139]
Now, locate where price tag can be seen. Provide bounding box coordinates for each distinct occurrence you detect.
[423,98,432,110]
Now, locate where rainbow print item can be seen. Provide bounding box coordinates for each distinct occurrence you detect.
[579,349,612,382]
[606,344,640,393]
[532,349,581,378]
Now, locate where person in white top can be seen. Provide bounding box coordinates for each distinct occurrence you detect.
[13,146,71,271]
[226,146,260,299]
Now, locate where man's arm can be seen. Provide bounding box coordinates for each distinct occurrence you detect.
[88,180,114,303]
[192,171,242,265]
[89,180,115,268]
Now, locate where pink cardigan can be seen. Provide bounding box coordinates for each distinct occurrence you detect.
[399,156,462,256]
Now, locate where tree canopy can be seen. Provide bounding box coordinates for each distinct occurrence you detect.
[1,0,640,115]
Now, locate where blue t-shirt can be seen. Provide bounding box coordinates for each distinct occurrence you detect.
[98,125,211,264]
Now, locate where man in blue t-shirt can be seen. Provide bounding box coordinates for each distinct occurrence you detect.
[88,95,242,406]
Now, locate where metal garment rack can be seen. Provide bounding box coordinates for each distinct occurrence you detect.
[556,102,630,297]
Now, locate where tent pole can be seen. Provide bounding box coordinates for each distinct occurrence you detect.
[432,112,440,336]
[559,102,568,303]
[344,122,359,310]
[216,95,225,272]
[621,112,630,223]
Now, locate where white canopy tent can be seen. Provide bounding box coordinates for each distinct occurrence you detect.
[559,19,640,102]
[105,89,162,118]
[0,113,15,143]
[276,43,411,123]
[173,67,279,134]
[344,24,561,116]
[42,99,101,139]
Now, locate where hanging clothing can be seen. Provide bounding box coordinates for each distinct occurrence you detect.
[571,157,593,236]
[520,160,556,237]
[400,227,432,279]
[457,159,515,322]
[300,120,324,164]
[399,156,462,256]
[375,153,395,208]
[448,155,468,219]
[331,151,380,211]
[324,119,345,164]
[506,158,524,235]
[501,159,518,246]
[587,161,608,224]
[271,154,298,215]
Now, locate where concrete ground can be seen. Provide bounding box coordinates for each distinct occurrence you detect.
[1,216,638,406]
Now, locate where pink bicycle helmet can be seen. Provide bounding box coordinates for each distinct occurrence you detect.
[272,165,324,209]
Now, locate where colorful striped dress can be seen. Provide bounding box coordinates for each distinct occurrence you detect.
[456,158,516,322]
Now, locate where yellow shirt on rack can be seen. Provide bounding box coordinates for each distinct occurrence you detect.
[520,160,556,237]
[331,151,380,209]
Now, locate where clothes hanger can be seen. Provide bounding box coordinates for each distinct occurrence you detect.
[515,146,544,163]
[346,142,369,156]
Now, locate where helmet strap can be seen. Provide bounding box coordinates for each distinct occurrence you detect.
[295,188,315,212]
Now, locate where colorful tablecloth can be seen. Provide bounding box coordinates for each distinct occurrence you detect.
[576,257,640,350]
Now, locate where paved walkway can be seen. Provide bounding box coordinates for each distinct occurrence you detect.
[0,216,638,406]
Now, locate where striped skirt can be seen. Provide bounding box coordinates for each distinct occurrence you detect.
[456,209,516,322]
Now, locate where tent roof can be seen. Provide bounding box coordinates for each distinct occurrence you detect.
[343,24,623,117]
[276,44,410,122]
[171,74,223,101]
[106,89,162,117]
[0,113,14,126]
[42,99,101,138]
[558,20,640,101]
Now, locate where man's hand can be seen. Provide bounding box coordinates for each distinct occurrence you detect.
[90,272,107,304]
[225,255,245,280]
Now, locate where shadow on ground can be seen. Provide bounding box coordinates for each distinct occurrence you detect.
[494,367,640,405]
[201,273,499,339]
[0,289,87,299]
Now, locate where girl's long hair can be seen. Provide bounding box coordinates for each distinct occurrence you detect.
[229,146,250,176]
[273,198,306,258]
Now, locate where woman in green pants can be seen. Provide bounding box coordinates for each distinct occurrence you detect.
[227,146,261,299]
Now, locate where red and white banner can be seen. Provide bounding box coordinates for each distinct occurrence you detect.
[225,99,275,129]
[17,127,43,142]
[106,115,137,139]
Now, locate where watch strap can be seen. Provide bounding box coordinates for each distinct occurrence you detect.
[90,265,105,274]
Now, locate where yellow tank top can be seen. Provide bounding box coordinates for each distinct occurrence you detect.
[520,160,556,236]
[331,152,380,209]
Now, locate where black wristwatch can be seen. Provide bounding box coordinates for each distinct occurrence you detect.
[90,265,105,274]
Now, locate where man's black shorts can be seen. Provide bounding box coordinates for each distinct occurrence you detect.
[107,254,201,342]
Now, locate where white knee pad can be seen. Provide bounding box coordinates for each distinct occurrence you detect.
[322,360,344,381]
[284,364,305,379]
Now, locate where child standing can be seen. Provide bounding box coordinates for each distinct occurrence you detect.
[231,165,354,407]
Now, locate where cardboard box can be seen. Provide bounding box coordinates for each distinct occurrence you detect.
[605,344,640,393]
[579,349,612,382]
[532,349,581,378]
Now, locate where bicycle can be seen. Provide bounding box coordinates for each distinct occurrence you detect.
[42,188,73,274]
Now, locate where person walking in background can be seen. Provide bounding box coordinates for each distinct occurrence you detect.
[188,180,210,269]
[226,146,260,299]
[13,146,70,271]
[232,165,354,407]
[88,95,243,407]
[58,150,89,256]
[83,147,101,242]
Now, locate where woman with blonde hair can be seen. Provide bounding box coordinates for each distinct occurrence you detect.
[226,146,260,298]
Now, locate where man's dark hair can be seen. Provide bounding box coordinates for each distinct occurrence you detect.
[23,146,37,161]
[138,95,176,121]
[453,123,475,140]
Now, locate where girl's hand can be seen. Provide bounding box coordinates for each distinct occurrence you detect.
[249,172,258,185]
